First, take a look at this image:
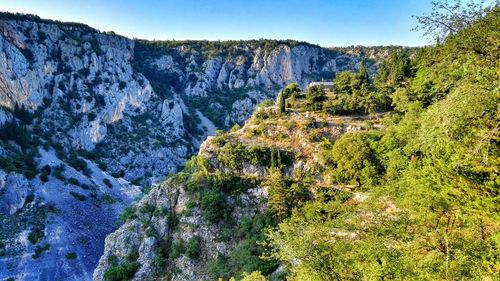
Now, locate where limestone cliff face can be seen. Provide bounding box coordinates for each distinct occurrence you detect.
[137,41,371,127]
[0,13,378,281]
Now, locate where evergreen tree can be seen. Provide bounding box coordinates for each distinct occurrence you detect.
[278,91,286,114]
[358,59,370,87]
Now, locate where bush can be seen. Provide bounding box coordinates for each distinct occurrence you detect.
[24,194,35,205]
[200,190,227,224]
[268,172,309,220]
[119,206,137,222]
[185,236,201,259]
[69,191,87,201]
[32,244,50,259]
[230,124,241,132]
[256,100,274,108]
[306,85,327,110]
[103,178,113,188]
[170,239,185,259]
[104,262,139,281]
[67,177,80,186]
[66,252,77,260]
[118,81,127,90]
[40,165,51,182]
[28,227,45,244]
[52,164,66,180]
[67,155,90,174]
[104,251,140,281]
[329,132,380,186]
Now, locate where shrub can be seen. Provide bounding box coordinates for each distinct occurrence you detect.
[170,239,185,259]
[103,262,139,281]
[52,164,66,180]
[67,155,89,174]
[329,132,380,186]
[28,228,45,244]
[67,177,80,186]
[230,124,241,132]
[40,165,51,182]
[119,206,137,222]
[138,203,155,215]
[118,81,127,90]
[103,178,113,188]
[256,100,274,108]
[24,194,35,205]
[306,85,327,110]
[69,191,87,201]
[268,172,309,220]
[200,190,227,224]
[32,244,50,259]
[66,252,77,260]
[104,251,140,281]
[185,236,201,259]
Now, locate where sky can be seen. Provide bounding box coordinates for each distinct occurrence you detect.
[0,0,440,47]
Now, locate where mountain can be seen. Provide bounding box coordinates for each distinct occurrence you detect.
[0,12,403,280]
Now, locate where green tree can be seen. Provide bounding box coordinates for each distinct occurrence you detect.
[329,132,379,187]
[278,91,286,114]
[282,83,301,99]
[306,85,326,110]
[357,59,370,87]
[268,172,309,220]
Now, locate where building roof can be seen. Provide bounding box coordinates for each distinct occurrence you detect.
[308,81,335,87]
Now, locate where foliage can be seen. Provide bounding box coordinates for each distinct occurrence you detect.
[103,178,113,188]
[104,252,140,281]
[69,191,87,201]
[305,85,326,110]
[281,83,301,99]
[28,227,45,244]
[32,244,50,259]
[267,172,309,220]
[329,62,380,115]
[119,206,137,222]
[104,262,139,281]
[0,118,39,179]
[256,100,275,108]
[217,141,294,173]
[185,236,201,259]
[266,8,500,280]
[278,91,286,114]
[328,132,380,187]
[208,213,278,280]
[240,271,268,281]
[200,189,228,224]
[412,0,495,42]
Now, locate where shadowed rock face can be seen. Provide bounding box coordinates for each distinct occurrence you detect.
[0,13,381,280]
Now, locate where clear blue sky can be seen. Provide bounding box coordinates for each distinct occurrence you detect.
[0,0,440,46]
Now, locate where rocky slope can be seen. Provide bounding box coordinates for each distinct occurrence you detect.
[93,101,379,280]
[0,12,385,281]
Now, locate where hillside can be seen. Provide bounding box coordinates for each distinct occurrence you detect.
[94,7,499,281]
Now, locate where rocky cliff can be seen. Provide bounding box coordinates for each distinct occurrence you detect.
[0,12,383,281]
